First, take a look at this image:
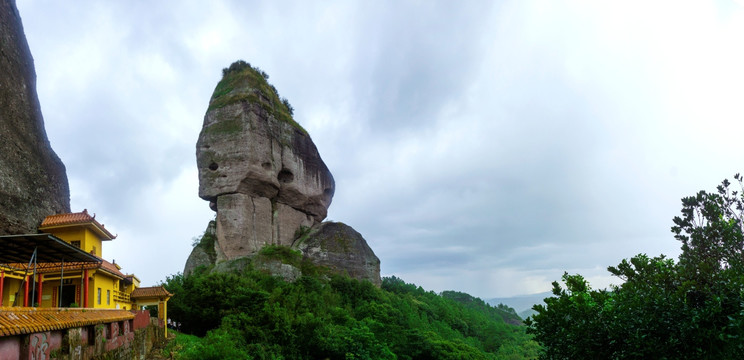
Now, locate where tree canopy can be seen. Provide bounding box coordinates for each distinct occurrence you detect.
[527,175,744,359]
[161,261,539,359]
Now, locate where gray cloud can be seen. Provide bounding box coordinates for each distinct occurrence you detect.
[15,0,744,297]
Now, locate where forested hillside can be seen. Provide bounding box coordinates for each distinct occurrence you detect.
[159,248,539,359]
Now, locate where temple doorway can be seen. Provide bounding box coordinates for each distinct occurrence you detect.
[59,285,76,307]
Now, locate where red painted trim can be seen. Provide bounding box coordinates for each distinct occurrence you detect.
[36,274,43,307]
[23,275,29,307]
[83,269,89,308]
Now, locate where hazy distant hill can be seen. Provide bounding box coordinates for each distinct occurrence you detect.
[487,291,553,320]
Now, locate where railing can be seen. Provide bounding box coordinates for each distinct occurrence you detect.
[113,289,131,305]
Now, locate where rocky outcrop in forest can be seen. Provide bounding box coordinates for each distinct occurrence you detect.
[0,0,70,235]
[295,222,381,287]
[186,61,380,285]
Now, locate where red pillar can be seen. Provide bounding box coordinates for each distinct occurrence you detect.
[36,274,43,307]
[23,275,29,307]
[0,270,4,307]
[83,269,89,308]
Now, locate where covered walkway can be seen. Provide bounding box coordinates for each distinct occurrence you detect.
[0,234,101,307]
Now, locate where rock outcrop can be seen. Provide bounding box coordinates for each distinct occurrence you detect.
[195,61,334,261]
[295,222,381,286]
[0,0,70,235]
[187,61,381,285]
[183,220,217,276]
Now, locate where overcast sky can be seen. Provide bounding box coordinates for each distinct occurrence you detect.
[16,0,744,298]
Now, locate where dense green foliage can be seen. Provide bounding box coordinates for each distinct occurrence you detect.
[161,263,538,359]
[527,175,744,359]
[162,330,254,360]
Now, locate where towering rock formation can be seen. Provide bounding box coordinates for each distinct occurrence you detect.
[0,0,70,235]
[188,61,380,285]
[196,61,335,260]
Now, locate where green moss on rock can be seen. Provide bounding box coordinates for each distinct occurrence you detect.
[207,61,307,135]
[257,244,302,266]
[195,220,217,260]
[203,118,244,136]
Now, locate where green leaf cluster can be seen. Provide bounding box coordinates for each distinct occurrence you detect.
[160,266,539,359]
[527,175,744,359]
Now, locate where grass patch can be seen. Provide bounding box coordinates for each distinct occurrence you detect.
[207,60,307,136]
[258,244,302,266]
[202,118,244,136]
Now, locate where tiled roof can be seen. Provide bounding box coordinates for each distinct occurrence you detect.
[40,209,95,227]
[97,258,126,279]
[131,286,172,299]
[0,308,134,336]
[40,209,117,240]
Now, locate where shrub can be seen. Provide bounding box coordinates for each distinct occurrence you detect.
[221,60,251,77]
[282,97,294,116]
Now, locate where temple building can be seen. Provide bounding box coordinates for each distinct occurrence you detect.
[0,210,170,318]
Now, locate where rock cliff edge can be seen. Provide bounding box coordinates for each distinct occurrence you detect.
[0,0,70,234]
[186,61,380,285]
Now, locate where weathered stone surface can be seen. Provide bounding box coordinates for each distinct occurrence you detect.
[192,62,380,286]
[184,221,217,276]
[213,193,273,260]
[275,202,314,247]
[184,246,211,277]
[295,222,382,287]
[0,0,70,235]
[196,63,334,259]
[253,258,302,283]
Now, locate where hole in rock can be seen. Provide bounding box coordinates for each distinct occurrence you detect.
[262,162,272,170]
[278,169,294,183]
[208,162,219,171]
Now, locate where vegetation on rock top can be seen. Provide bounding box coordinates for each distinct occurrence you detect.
[207,60,307,135]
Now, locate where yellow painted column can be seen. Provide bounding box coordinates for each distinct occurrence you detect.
[158,299,168,337]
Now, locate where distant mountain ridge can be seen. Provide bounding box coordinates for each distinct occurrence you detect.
[487,291,553,320]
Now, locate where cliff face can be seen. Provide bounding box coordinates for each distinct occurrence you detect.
[195,62,335,260]
[296,222,382,286]
[183,220,217,276]
[0,0,70,235]
[188,61,380,285]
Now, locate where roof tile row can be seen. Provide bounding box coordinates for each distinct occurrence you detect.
[40,209,116,240]
[0,307,134,337]
[130,286,173,299]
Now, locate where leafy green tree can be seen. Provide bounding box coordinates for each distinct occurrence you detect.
[527,175,744,359]
[161,262,538,359]
[525,273,611,359]
[673,174,744,276]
